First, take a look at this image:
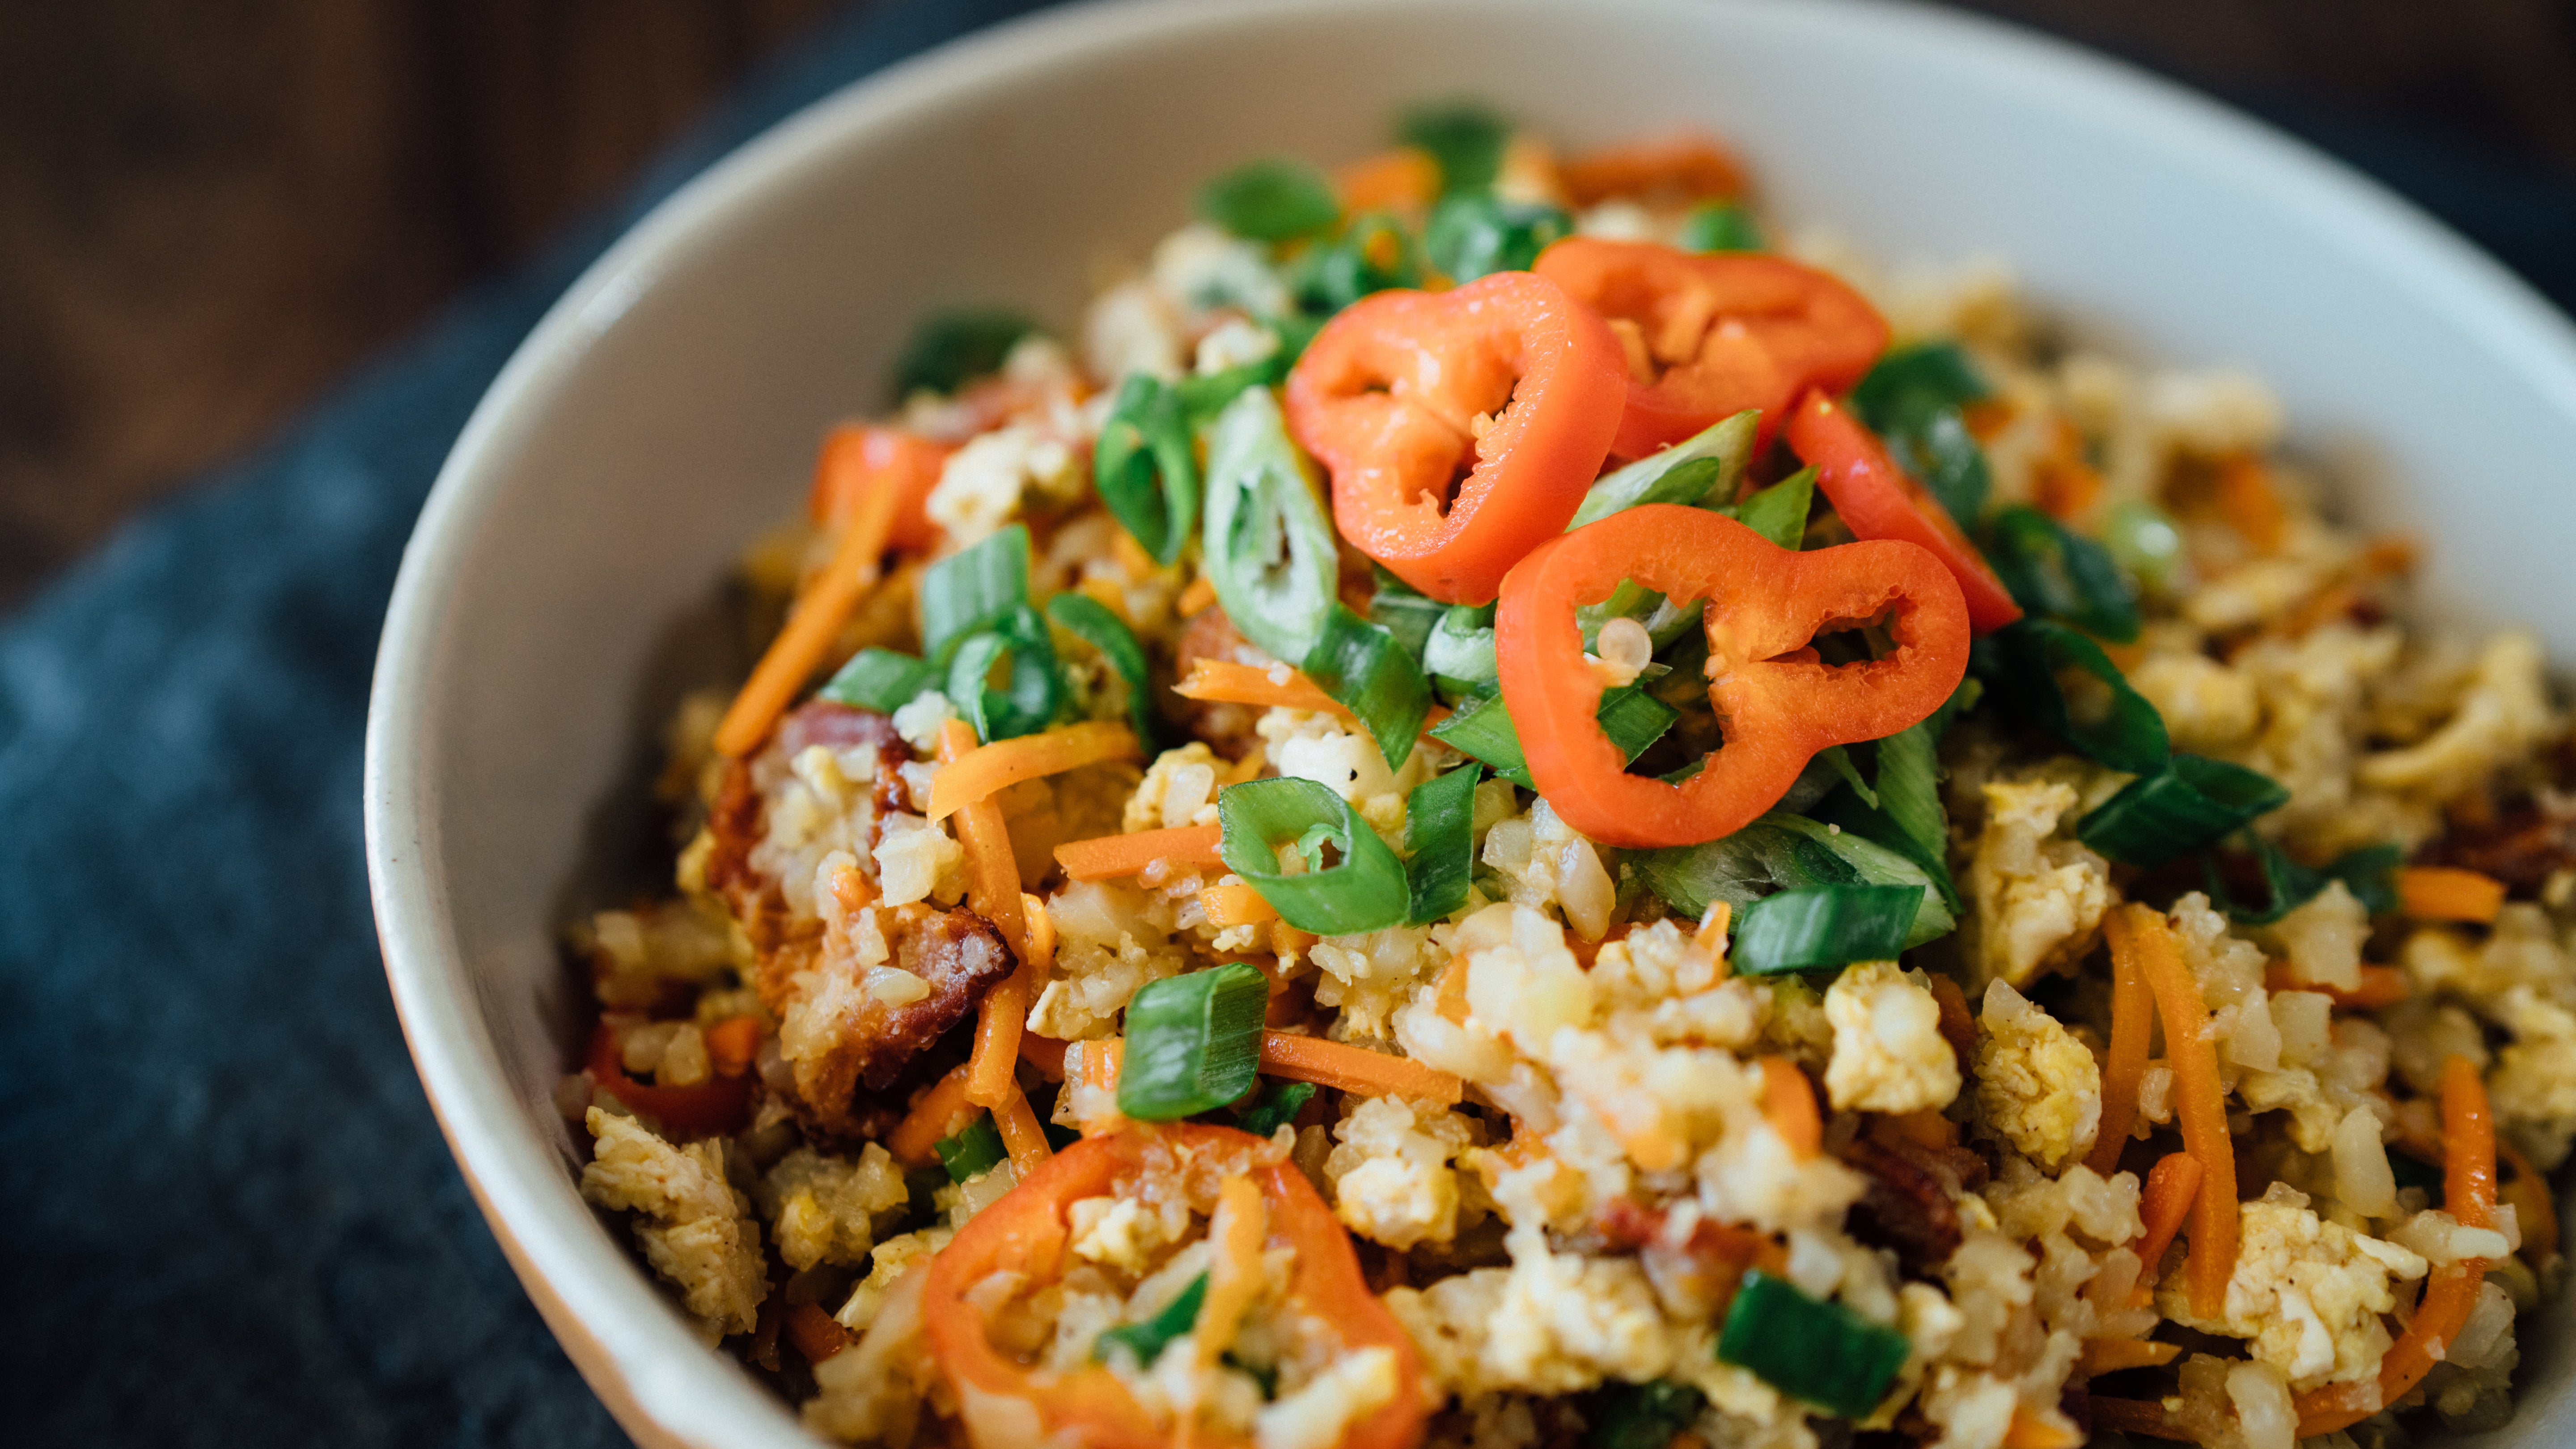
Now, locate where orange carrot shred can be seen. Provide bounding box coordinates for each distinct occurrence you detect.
[1258,1031,1462,1105]
[2000,1408,2082,1449]
[2076,1338,2182,1375]
[2113,904,2237,1317]
[1054,825,1227,881]
[2215,454,2288,555]
[2128,1151,2204,1307]
[991,1086,1054,1177]
[2397,865,2507,924]
[1335,147,1439,213]
[2500,1140,2558,1264]
[714,467,903,758]
[703,1016,763,1079]
[2264,960,2410,1009]
[1194,1174,1270,1368]
[1758,1056,1822,1160]
[1176,573,1220,618]
[943,718,1036,1109]
[927,721,1141,822]
[2088,918,2155,1175]
[1199,882,1280,929]
[1559,129,1746,206]
[1173,659,1449,733]
[887,1063,977,1167]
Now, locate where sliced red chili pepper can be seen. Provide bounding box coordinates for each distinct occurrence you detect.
[924,1124,1428,1449]
[1496,506,1969,849]
[1283,271,1625,604]
[808,423,951,553]
[583,1023,753,1139]
[1531,238,1887,458]
[1785,391,2023,634]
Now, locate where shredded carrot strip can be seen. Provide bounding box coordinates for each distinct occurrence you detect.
[2113,904,2237,1317]
[2088,918,2156,1174]
[1200,882,1280,929]
[2500,1140,2558,1263]
[1999,1408,2083,1449]
[1758,1056,1822,1160]
[991,1086,1054,1177]
[1559,130,1746,205]
[2087,1399,2192,1440]
[2397,865,2506,924]
[1270,920,1318,960]
[2076,1338,2182,1375]
[1195,1174,1270,1369]
[1017,1031,1068,1081]
[2034,429,2104,521]
[1335,147,1439,212]
[785,1301,851,1364]
[1054,824,1226,881]
[967,977,1029,1110]
[944,718,1036,1109]
[1694,900,1732,973]
[1067,1037,1127,1136]
[2295,1055,2494,1437]
[1020,891,1056,976]
[2263,960,2410,1009]
[1176,573,1220,617]
[927,720,1142,823]
[2214,454,2288,555]
[703,1016,762,1079]
[1434,954,1471,1025]
[2128,1151,2205,1307]
[886,1063,977,1166]
[1258,1031,1463,1105]
[1174,659,1449,732]
[713,468,903,757]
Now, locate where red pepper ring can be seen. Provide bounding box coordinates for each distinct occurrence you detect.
[1496,506,1970,850]
[1531,238,1889,459]
[924,1124,1429,1449]
[1283,270,1625,604]
[583,1023,753,1139]
[1784,390,2024,635]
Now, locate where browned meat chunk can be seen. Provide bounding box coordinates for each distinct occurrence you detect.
[779,904,1014,1134]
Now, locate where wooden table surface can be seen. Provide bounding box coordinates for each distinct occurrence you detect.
[1,0,2570,611]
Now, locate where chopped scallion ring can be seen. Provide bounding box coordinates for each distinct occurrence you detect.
[1403,764,1482,925]
[1045,592,1158,746]
[919,523,1034,665]
[1974,618,2169,774]
[1728,884,1923,973]
[2078,752,2290,866]
[1302,603,1434,769]
[1116,962,1270,1122]
[819,647,939,714]
[932,1113,1007,1182]
[1428,684,1675,791]
[1094,1271,1209,1368]
[1216,777,1411,936]
[1715,1270,1910,1418]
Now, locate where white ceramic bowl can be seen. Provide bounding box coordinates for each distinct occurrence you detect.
[364,1,2576,1444]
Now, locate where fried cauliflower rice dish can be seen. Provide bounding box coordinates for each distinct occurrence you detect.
[557,106,2573,1449]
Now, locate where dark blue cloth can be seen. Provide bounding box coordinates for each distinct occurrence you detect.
[1,4,2570,1443]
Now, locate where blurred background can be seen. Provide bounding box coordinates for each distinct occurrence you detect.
[4,0,2575,612]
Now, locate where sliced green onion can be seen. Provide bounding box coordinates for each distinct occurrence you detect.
[2078,752,2290,866]
[1583,1379,1708,1449]
[1230,1079,1316,1137]
[1046,592,1159,745]
[1633,817,1860,920]
[819,647,939,714]
[1200,157,1341,242]
[1727,466,1817,551]
[1404,764,1482,925]
[1570,412,1757,528]
[1428,685,1677,791]
[1813,715,1959,912]
[945,612,1062,742]
[1398,99,1510,196]
[1217,778,1411,935]
[1201,385,1340,664]
[1772,815,1955,946]
[1096,1271,1209,1368]
[1424,603,1500,701]
[1729,884,1923,973]
[1983,504,2141,643]
[1678,200,1763,253]
[919,523,1034,664]
[1302,604,1433,770]
[1424,193,1573,283]
[2209,837,2403,925]
[1094,374,1198,565]
[933,1113,1006,1182]
[1291,210,1422,316]
[1715,1270,1910,1419]
[2105,498,2186,591]
[1117,962,1269,1121]
[1974,619,2169,774]
[1851,342,1993,529]
[1368,567,1448,661]
[890,308,1039,401]
[1814,746,1877,808]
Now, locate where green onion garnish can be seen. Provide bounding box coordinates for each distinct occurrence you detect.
[944,610,1062,742]
[1715,1270,1910,1419]
[1983,504,2141,643]
[919,523,1034,665]
[1974,618,2170,774]
[1199,157,1342,242]
[1403,764,1482,925]
[1424,193,1573,282]
[1216,778,1411,936]
[1850,341,1993,527]
[1291,210,1423,315]
[1302,604,1433,770]
[1117,962,1270,1121]
[1201,385,1341,665]
[1583,1379,1708,1449]
[1230,1079,1316,1137]
[2077,752,2290,866]
[1367,566,1447,661]
[1424,603,1500,701]
[1096,1271,1209,1368]
[1727,466,1817,551]
[933,1113,1007,1182]
[1428,685,1677,791]
[1678,200,1764,253]
[1633,817,1858,920]
[819,647,940,714]
[890,308,1039,401]
[2207,836,2402,925]
[1046,592,1159,746]
[2104,498,2186,591]
[1729,884,1923,974]
[1094,374,1199,566]
[1398,99,1511,196]
[1569,412,1756,528]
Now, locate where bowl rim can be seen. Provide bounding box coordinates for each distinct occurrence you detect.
[362,0,2576,1444]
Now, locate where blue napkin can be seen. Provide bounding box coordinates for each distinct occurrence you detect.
[0,5,2569,1443]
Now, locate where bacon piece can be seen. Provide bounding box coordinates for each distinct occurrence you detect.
[2422,792,2576,898]
[1840,1135,1965,1275]
[786,907,1014,1133]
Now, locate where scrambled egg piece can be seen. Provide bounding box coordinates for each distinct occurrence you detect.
[1324,1096,1480,1250]
[580,1107,767,1339]
[1967,778,2112,990]
[1124,742,1226,831]
[759,1143,910,1272]
[1973,981,2100,1172]
[1385,1252,1681,1397]
[924,420,1081,545]
[2158,1188,2427,1391]
[1255,1347,1399,1449]
[2129,649,2260,753]
[1823,961,1963,1114]
[2359,631,2556,802]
